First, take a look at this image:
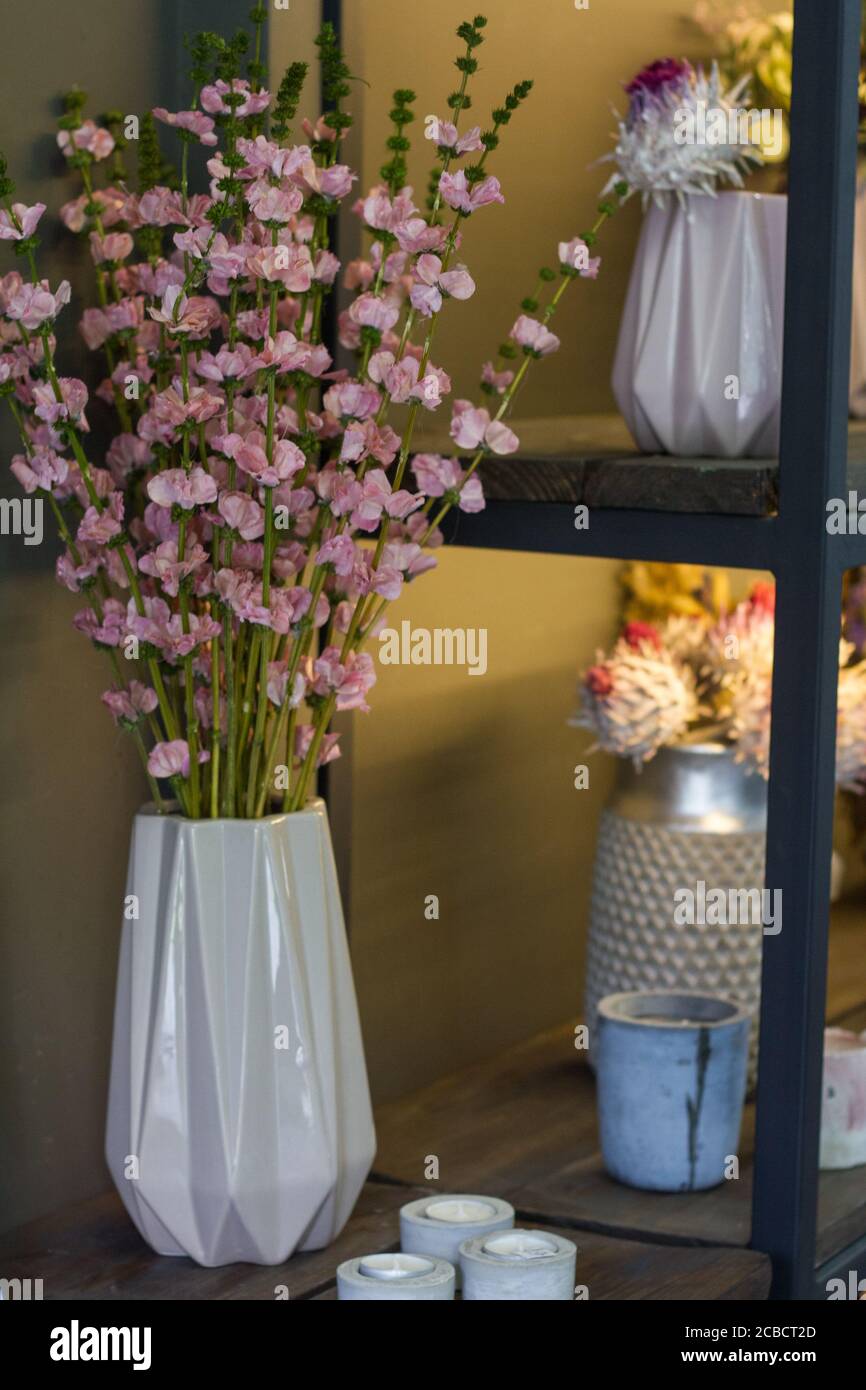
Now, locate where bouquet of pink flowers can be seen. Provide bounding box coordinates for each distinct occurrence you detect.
[577,581,866,788]
[0,13,623,819]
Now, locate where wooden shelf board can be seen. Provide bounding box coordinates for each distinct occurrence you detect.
[410,414,866,519]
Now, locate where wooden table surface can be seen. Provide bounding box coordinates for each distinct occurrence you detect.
[3,896,863,1300]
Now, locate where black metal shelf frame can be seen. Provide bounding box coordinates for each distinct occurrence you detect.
[328,0,866,1298]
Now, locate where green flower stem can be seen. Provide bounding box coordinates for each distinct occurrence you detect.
[176,341,202,816]
[77,162,133,433]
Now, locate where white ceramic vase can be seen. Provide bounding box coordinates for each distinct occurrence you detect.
[612,191,787,459]
[105,798,376,1267]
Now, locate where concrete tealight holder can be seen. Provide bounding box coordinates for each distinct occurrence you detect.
[400,1195,514,1288]
[459,1229,577,1301]
[337,1252,456,1300]
[595,990,750,1192]
[820,1028,866,1170]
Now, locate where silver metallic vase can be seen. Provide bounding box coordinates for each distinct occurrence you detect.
[584,743,767,1086]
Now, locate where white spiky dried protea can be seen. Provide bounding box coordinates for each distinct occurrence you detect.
[601,58,761,207]
[576,639,698,767]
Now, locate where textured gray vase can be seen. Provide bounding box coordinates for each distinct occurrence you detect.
[596,991,750,1192]
[584,743,766,1087]
[612,191,786,458]
[105,798,376,1267]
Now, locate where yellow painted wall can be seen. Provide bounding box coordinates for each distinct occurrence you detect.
[324,0,756,1099]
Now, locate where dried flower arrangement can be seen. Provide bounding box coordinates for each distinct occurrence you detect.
[577,580,866,788]
[600,55,761,205]
[0,11,625,819]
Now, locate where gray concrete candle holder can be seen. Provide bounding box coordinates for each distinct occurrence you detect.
[459,1229,577,1300]
[336,1253,456,1300]
[400,1195,514,1289]
[595,990,750,1192]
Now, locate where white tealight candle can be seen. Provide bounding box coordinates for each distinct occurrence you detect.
[337,1254,455,1301]
[460,1229,577,1301]
[359,1253,435,1281]
[399,1194,515,1291]
[425,1198,497,1224]
[483,1231,558,1260]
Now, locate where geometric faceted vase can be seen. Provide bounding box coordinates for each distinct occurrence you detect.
[612,191,787,459]
[583,744,767,1090]
[106,798,375,1267]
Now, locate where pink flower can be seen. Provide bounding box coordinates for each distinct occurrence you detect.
[481,361,514,394]
[152,384,223,430]
[411,453,484,512]
[137,187,186,227]
[0,202,46,241]
[558,237,601,278]
[409,254,475,318]
[79,307,111,349]
[218,491,265,541]
[77,491,124,545]
[457,475,485,513]
[411,453,461,495]
[394,218,448,255]
[323,379,381,420]
[200,79,271,118]
[139,539,208,597]
[449,400,519,454]
[194,345,254,383]
[152,107,218,145]
[438,170,504,215]
[267,662,307,709]
[246,331,319,374]
[302,115,339,143]
[316,533,357,577]
[148,740,192,779]
[246,182,304,223]
[246,241,313,290]
[57,120,115,161]
[361,186,417,232]
[296,161,355,200]
[32,376,88,426]
[236,135,311,179]
[11,447,69,495]
[148,285,220,337]
[313,249,341,284]
[233,430,306,487]
[102,680,159,727]
[147,467,218,510]
[6,279,71,330]
[311,647,377,712]
[510,314,561,357]
[339,418,401,466]
[294,724,341,768]
[349,293,400,332]
[370,565,404,600]
[106,434,152,482]
[424,117,483,153]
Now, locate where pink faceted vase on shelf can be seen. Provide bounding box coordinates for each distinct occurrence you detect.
[612,191,787,460]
